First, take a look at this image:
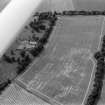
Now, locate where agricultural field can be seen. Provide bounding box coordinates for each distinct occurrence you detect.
[36,0,74,12]
[18,16,104,105]
[73,0,105,11]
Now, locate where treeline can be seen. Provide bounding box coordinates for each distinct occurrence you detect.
[17,13,58,75]
[85,35,105,105]
[34,10,105,17]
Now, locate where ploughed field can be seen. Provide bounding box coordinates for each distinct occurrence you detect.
[18,16,104,105]
[0,83,50,105]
